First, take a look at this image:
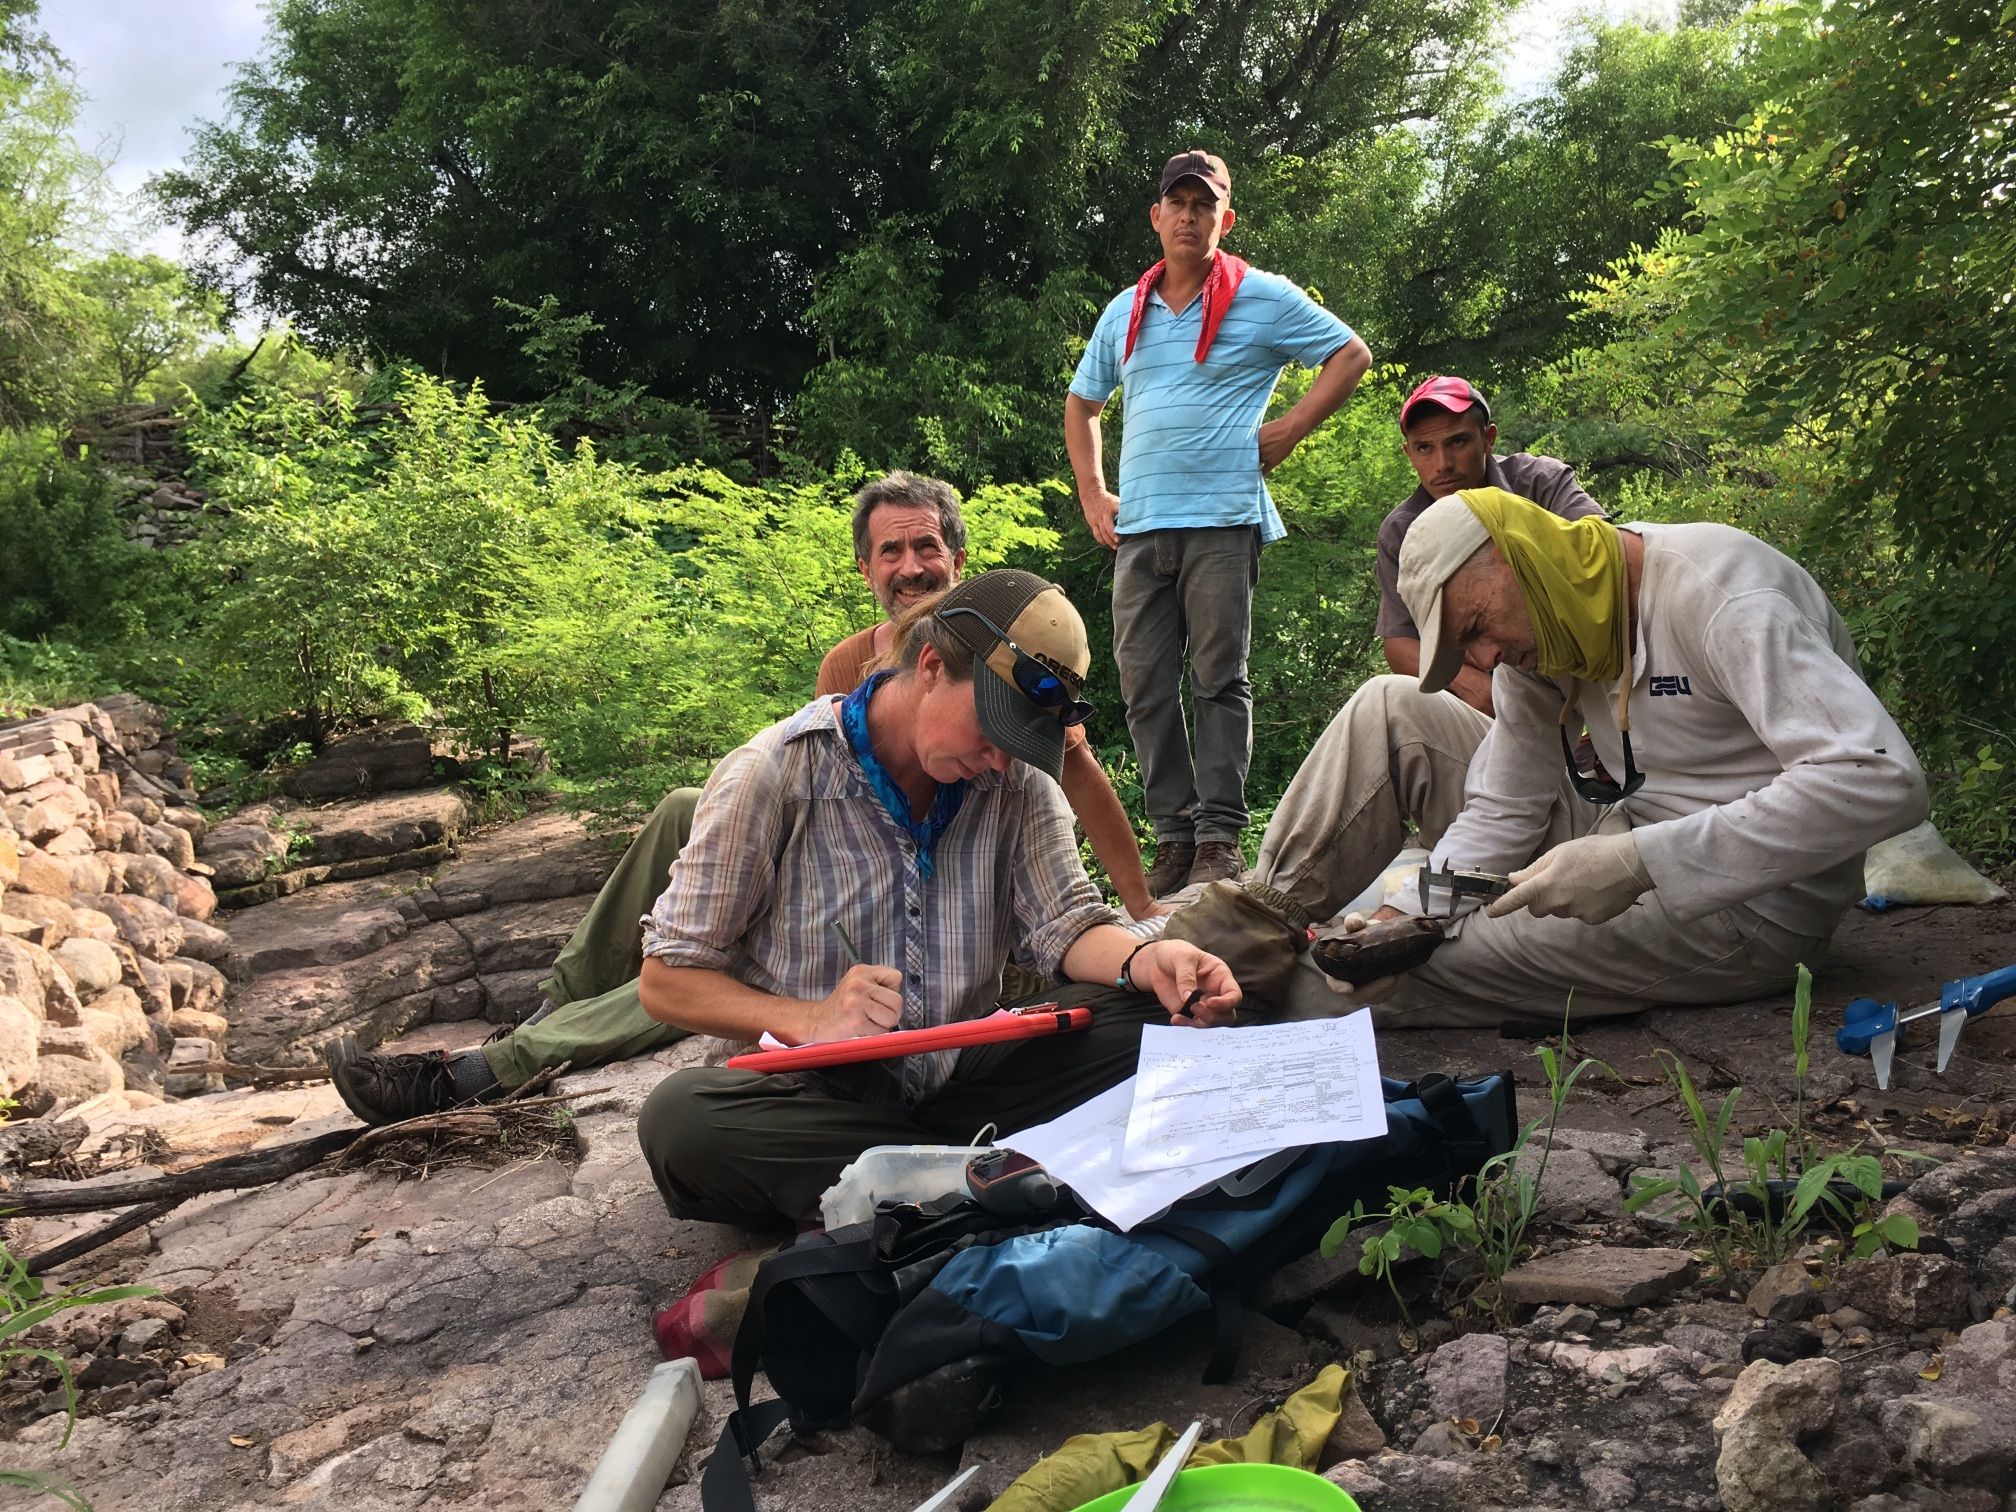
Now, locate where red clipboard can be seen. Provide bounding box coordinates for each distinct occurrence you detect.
[726,1005,1090,1073]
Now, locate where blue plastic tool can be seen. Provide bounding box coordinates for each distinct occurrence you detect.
[1837,963,2016,1089]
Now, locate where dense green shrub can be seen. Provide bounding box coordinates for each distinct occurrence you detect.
[0,428,145,638]
[162,369,1060,817]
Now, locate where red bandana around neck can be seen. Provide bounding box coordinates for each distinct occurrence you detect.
[1123,252,1250,364]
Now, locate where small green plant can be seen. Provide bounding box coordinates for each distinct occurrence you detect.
[1321,1184,1477,1328]
[1624,964,1927,1279]
[460,752,550,829]
[1321,1005,1608,1323]
[264,818,314,875]
[1,1237,158,1508]
[1470,1016,1609,1309]
[179,746,250,797]
[1846,1209,1921,1260]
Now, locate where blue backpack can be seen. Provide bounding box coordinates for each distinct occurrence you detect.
[702,1070,1515,1509]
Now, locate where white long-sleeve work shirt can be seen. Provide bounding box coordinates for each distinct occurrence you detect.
[1425,521,1928,935]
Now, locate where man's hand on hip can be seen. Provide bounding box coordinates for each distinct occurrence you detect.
[1258,416,1305,473]
[1079,488,1122,549]
[813,963,905,1039]
[1488,832,1653,926]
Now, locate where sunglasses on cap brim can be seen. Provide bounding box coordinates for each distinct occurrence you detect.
[936,606,1093,727]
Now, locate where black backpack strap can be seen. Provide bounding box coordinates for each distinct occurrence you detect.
[731,1234,887,1408]
[1408,1071,1490,1176]
[704,1234,890,1512]
[1143,1221,1244,1385]
[705,1233,895,1507]
[700,1396,792,1512]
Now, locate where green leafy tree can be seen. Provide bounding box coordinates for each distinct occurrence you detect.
[167,365,1063,818]
[1649,0,2016,710]
[75,253,225,406]
[1394,12,1760,375]
[156,0,1500,478]
[0,36,103,427]
[0,0,55,70]
[0,428,143,637]
[493,296,735,473]
[499,463,1063,816]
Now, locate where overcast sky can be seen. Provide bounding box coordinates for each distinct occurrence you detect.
[40,0,266,253]
[40,0,1675,261]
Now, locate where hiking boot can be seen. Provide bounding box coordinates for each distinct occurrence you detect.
[326,1040,497,1126]
[1186,840,1244,887]
[1143,840,1197,899]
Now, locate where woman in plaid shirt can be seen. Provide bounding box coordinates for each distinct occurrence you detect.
[635,570,1240,1227]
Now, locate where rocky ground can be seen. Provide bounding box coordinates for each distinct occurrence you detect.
[2,715,2014,1510]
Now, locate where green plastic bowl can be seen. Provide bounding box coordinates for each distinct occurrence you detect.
[1070,1462,1360,1511]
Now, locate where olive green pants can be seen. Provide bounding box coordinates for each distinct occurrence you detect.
[637,988,1164,1227]
[479,788,700,1089]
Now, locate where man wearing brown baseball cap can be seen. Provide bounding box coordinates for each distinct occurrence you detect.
[631,569,1242,1226]
[1244,487,1927,1028]
[1066,149,1373,900]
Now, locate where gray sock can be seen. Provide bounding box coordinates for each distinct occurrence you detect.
[448,1050,501,1100]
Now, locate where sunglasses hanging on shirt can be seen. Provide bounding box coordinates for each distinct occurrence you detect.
[1558,666,1645,805]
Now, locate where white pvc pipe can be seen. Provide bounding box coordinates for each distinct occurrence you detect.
[573,1356,703,1512]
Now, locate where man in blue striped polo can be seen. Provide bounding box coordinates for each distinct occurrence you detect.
[1065,150,1372,899]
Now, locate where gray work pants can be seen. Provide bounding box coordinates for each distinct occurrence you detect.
[1251,675,1833,1027]
[1111,525,1259,845]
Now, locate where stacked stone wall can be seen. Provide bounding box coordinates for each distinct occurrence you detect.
[65,403,221,548]
[0,696,229,1110]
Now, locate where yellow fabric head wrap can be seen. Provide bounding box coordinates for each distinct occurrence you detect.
[1457,486,1630,724]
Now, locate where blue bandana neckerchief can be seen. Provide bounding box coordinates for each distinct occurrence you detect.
[839,670,967,880]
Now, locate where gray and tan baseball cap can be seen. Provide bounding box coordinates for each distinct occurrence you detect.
[934,570,1092,781]
[1398,495,1492,694]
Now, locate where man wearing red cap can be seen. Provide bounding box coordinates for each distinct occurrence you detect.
[1065,150,1372,899]
[1378,376,1604,714]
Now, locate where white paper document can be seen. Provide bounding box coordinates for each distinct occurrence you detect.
[1120,1011,1387,1172]
[1000,1078,1258,1232]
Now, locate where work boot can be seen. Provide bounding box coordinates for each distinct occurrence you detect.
[1143,840,1197,900]
[1186,840,1244,887]
[326,1039,501,1126]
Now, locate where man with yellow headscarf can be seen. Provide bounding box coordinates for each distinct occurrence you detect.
[1248,488,1928,1024]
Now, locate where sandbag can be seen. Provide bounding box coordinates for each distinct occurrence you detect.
[1861,821,2006,908]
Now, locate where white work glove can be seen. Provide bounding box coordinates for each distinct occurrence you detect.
[1487,831,1653,926]
[1316,913,1403,1006]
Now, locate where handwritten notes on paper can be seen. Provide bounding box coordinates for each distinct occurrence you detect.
[1002,1010,1388,1230]
[1121,1011,1388,1172]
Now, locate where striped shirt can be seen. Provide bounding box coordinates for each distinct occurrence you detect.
[1069,266,1354,543]
[641,695,1121,1106]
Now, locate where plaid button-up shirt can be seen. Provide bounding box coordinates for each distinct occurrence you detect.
[642,696,1122,1106]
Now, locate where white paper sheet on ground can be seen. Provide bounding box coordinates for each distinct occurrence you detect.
[1120,1011,1388,1173]
[1000,1078,1258,1232]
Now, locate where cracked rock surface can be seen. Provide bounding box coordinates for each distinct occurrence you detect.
[9,1051,736,1510]
[7,791,2016,1510]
